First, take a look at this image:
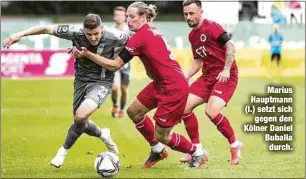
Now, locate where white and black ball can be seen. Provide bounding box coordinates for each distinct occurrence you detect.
[94,152,120,178]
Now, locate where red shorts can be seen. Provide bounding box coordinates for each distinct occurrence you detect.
[190,74,238,103]
[137,82,188,128]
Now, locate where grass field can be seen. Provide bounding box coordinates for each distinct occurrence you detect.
[1,77,305,178]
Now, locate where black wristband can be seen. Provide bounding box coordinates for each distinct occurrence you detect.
[217,32,231,46]
[118,48,133,64]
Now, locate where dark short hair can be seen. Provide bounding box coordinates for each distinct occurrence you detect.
[182,0,202,8]
[83,13,102,30]
[114,6,126,12]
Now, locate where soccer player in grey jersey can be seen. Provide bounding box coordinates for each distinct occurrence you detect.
[3,14,129,168]
[111,6,132,118]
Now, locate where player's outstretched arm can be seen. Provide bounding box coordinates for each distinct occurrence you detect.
[3,25,53,49]
[68,47,133,72]
[186,58,203,81]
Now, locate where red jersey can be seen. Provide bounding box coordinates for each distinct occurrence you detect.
[126,24,187,91]
[189,19,238,77]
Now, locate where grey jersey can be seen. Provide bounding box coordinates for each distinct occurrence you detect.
[53,24,129,82]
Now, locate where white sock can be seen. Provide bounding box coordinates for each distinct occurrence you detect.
[230,140,240,148]
[58,146,68,156]
[194,143,203,150]
[192,144,204,156]
[151,142,164,153]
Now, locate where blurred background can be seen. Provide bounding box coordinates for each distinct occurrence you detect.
[1,1,305,78]
[1,1,305,178]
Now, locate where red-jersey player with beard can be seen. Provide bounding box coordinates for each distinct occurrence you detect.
[180,0,244,165]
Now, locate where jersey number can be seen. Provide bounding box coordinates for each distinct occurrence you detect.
[98,86,108,99]
[196,46,208,58]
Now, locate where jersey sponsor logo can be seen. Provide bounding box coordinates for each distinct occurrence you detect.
[200,34,207,42]
[97,43,105,55]
[57,25,69,34]
[196,46,208,58]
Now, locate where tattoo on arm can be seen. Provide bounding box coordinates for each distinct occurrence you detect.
[224,40,235,71]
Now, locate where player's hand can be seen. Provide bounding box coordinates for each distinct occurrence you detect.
[2,35,22,49]
[216,69,230,83]
[68,47,88,58]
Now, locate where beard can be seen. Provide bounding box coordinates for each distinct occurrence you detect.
[187,20,198,27]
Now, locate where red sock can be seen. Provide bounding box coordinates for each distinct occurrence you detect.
[211,113,236,144]
[168,132,196,155]
[182,112,200,144]
[134,116,158,146]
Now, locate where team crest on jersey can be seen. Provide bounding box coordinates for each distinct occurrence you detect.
[57,25,69,34]
[200,34,207,42]
[97,43,105,55]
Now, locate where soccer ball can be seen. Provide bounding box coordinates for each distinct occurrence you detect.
[94,152,120,178]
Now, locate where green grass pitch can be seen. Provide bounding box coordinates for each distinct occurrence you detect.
[1,77,305,178]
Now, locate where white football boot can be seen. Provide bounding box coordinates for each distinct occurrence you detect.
[100,128,119,155]
[50,146,68,168]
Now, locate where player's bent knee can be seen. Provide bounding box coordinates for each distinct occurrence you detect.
[184,105,194,114]
[205,107,219,119]
[74,98,98,122]
[126,106,134,117]
[74,112,88,123]
[184,94,204,113]
[126,106,142,122]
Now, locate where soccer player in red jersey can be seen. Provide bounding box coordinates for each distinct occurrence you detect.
[180,0,244,165]
[68,2,207,168]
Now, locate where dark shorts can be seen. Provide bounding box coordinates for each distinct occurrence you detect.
[190,73,238,104]
[73,80,112,115]
[271,53,281,62]
[136,82,189,128]
[114,70,131,86]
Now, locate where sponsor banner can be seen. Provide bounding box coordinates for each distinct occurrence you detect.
[1,50,75,78]
[1,49,304,79]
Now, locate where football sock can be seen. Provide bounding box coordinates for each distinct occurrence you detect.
[134,115,159,146]
[182,112,200,144]
[151,142,164,153]
[211,113,236,144]
[63,120,87,149]
[168,132,196,155]
[84,120,101,137]
[111,90,118,107]
[120,90,127,111]
[230,140,240,148]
